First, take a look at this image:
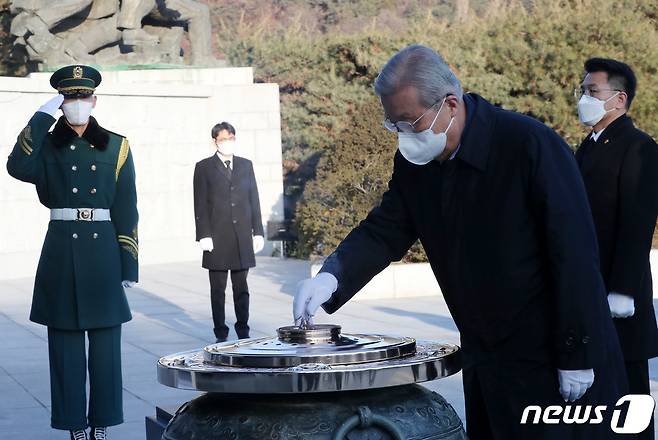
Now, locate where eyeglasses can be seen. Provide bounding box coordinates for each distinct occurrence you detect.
[574,87,621,100]
[383,96,447,133]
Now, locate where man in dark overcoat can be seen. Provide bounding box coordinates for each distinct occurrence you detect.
[193,122,264,342]
[575,57,658,440]
[6,65,138,440]
[294,45,629,439]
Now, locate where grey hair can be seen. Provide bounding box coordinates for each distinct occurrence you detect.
[374,45,463,107]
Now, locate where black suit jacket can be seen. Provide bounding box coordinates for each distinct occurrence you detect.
[576,114,658,361]
[193,154,264,270]
[319,94,623,373]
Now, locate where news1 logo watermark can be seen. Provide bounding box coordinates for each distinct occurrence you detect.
[521,395,655,434]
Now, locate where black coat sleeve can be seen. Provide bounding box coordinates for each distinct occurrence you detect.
[608,138,658,298]
[528,126,608,370]
[193,162,212,241]
[249,163,264,236]
[320,154,418,313]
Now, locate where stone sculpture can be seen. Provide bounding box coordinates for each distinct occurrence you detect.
[8,0,215,69]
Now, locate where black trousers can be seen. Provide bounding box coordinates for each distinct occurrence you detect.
[625,359,653,440]
[48,326,123,430]
[208,269,250,340]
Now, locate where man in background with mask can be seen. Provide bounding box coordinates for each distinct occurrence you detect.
[293,45,628,439]
[575,58,658,440]
[6,65,138,440]
[193,122,264,342]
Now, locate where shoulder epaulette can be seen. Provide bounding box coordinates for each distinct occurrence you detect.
[116,137,130,181]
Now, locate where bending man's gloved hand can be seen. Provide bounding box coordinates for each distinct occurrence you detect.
[558,369,594,402]
[122,280,136,288]
[293,272,338,326]
[253,235,264,254]
[199,237,214,252]
[608,292,635,318]
[38,94,64,117]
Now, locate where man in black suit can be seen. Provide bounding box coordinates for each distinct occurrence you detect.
[193,122,264,342]
[575,58,658,440]
[293,45,628,439]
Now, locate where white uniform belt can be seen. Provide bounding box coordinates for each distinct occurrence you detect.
[50,208,111,222]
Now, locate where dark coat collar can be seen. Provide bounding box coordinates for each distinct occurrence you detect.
[455,93,496,172]
[50,116,110,150]
[594,114,634,144]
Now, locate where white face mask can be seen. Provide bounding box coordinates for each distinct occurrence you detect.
[577,91,619,127]
[61,99,94,126]
[216,139,236,156]
[398,99,454,165]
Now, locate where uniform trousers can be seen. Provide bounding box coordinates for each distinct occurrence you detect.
[47,326,123,430]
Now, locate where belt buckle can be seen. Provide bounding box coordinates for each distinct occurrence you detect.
[77,208,93,221]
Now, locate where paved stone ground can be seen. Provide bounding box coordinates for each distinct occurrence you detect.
[0,257,656,439]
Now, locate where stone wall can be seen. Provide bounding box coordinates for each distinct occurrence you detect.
[0,67,283,280]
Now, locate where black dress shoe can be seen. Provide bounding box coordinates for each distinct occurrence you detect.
[215,337,227,343]
[90,427,107,440]
[70,430,88,440]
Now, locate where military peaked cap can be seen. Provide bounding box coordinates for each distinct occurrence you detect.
[50,65,102,98]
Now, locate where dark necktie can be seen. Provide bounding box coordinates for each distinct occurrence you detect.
[577,135,596,167]
[224,160,232,178]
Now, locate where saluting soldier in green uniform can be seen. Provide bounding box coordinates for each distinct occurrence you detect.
[6,65,138,440]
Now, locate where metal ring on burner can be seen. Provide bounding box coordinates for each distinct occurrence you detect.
[203,332,417,368]
[277,324,342,343]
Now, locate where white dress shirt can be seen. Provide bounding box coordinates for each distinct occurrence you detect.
[590,128,606,142]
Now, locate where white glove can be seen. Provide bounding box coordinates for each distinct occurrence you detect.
[253,235,265,254]
[293,272,338,326]
[608,292,635,318]
[558,369,594,402]
[38,95,64,117]
[122,280,136,288]
[199,237,214,252]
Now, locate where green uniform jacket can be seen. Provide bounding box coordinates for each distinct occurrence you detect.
[6,112,137,330]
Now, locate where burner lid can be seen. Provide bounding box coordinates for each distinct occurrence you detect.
[203,324,416,368]
[158,324,461,394]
